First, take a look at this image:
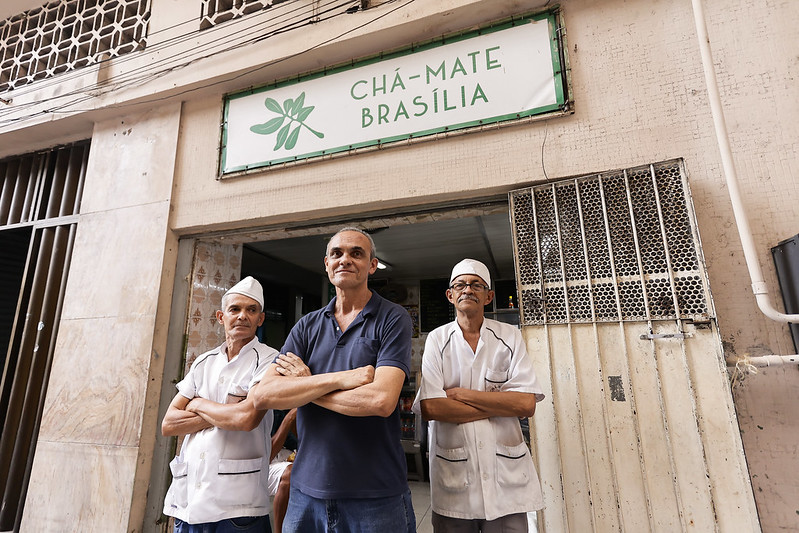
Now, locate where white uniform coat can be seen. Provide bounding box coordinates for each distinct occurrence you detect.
[163,338,278,524]
[413,318,545,521]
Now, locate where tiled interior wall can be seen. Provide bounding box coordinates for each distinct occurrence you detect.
[184,241,242,371]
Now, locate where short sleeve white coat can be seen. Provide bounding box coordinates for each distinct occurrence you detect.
[413,318,545,520]
[163,337,278,524]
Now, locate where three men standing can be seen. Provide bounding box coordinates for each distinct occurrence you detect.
[414,259,544,533]
[161,238,543,533]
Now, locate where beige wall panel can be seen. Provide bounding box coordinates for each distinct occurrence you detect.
[683,322,760,531]
[593,323,650,531]
[647,321,716,531]
[569,324,622,531]
[59,204,170,320]
[524,327,568,532]
[620,326,682,531]
[20,441,137,532]
[24,105,182,532]
[37,314,158,446]
[533,319,760,531]
[547,324,594,532]
[79,116,176,213]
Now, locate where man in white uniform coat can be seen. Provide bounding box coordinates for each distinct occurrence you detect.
[414,259,544,533]
[162,276,279,533]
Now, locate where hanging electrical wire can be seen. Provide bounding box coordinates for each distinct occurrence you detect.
[1,0,412,125]
[0,0,348,118]
[0,0,311,98]
[0,0,417,126]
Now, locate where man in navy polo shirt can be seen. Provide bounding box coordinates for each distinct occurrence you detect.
[250,227,415,533]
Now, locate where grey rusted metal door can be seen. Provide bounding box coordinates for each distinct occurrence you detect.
[510,159,760,532]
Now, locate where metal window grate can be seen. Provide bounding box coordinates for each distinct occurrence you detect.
[0,0,151,93]
[199,0,361,30]
[201,0,289,30]
[0,143,88,226]
[510,159,712,325]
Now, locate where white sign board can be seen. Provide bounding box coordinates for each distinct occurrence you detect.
[221,14,565,174]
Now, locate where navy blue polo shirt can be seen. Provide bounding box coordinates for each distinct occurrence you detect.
[281,291,412,499]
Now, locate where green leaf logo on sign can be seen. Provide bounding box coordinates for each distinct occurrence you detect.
[249,91,325,151]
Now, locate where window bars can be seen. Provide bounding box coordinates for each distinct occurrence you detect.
[510,159,712,325]
[0,141,88,532]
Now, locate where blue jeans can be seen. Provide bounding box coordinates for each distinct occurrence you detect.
[282,486,416,533]
[174,515,271,533]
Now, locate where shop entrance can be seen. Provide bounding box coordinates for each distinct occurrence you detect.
[176,203,520,465]
[166,202,529,531]
[242,203,519,477]
[240,205,518,351]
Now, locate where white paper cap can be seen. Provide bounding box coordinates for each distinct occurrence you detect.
[449,258,491,288]
[224,276,264,309]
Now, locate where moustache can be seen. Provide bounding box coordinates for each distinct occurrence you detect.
[458,295,480,303]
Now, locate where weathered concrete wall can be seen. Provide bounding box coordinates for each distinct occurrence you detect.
[21,104,181,532]
[169,1,799,530]
[2,0,794,530]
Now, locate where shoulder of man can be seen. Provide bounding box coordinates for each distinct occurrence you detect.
[370,292,411,318]
[483,318,526,343]
[188,345,224,372]
[429,320,457,338]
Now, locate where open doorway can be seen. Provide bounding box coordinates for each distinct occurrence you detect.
[237,203,521,489]
[161,201,533,532]
[240,204,519,351]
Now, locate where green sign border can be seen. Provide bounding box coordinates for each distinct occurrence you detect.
[220,10,567,176]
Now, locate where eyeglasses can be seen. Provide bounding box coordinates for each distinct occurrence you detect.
[449,281,490,293]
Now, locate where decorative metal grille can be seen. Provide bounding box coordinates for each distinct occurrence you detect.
[510,159,712,325]
[200,0,361,30]
[0,0,151,93]
[201,0,278,30]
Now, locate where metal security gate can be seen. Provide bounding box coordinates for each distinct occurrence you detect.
[509,159,760,532]
[0,142,88,533]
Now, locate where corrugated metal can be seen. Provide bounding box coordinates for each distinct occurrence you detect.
[511,159,760,532]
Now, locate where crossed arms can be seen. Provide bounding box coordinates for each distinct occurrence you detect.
[420,388,537,425]
[249,353,406,418]
[161,393,268,437]
[163,350,407,438]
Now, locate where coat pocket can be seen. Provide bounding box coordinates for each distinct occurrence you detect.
[167,457,189,509]
[495,442,533,488]
[216,457,268,508]
[484,368,509,392]
[433,446,470,493]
